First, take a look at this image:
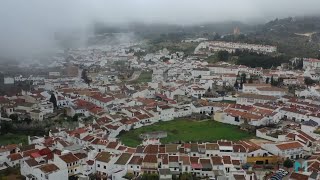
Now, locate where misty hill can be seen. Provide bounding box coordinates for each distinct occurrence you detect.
[94,21,251,37]
[220,16,320,58]
[261,16,320,34]
[255,16,320,57]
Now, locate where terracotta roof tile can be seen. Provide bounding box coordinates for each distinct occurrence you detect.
[143,154,157,163]
[38,164,59,174]
[8,153,23,161]
[128,156,143,165]
[59,153,79,163]
[276,141,303,150]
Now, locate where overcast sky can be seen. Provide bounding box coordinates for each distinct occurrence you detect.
[0,0,320,59]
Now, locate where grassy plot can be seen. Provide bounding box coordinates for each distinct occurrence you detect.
[134,71,153,83]
[0,133,28,146]
[118,119,253,147]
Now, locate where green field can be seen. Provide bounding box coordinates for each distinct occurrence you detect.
[118,119,253,147]
[0,133,28,146]
[135,71,153,83]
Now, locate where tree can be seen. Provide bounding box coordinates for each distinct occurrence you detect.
[283,159,294,168]
[179,172,193,180]
[241,73,247,83]
[235,51,290,69]
[140,173,159,180]
[234,80,239,89]
[217,50,229,61]
[295,59,303,69]
[304,77,316,87]
[288,85,296,95]
[0,121,12,134]
[123,173,134,180]
[213,33,221,40]
[248,77,253,83]
[81,69,92,86]
[207,87,211,92]
[49,93,58,109]
[239,81,244,89]
[278,77,284,86]
[9,114,19,122]
[72,114,79,122]
[24,118,32,125]
[266,77,270,84]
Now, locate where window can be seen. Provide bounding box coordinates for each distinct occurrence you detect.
[97,164,100,168]
[104,165,106,169]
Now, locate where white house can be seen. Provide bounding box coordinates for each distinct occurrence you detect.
[256,87,287,97]
[53,153,81,177]
[261,141,304,159]
[95,151,113,177]
[157,105,175,121]
[30,163,68,180]
[127,156,143,176]
[242,84,271,94]
[303,58,320,69]
[30,110,44,121]
[191,68,210,78]
[236,93,277,105]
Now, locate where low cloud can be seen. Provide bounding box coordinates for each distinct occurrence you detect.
[0,0,319,59]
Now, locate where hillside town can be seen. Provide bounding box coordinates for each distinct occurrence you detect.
[1,39,320,180]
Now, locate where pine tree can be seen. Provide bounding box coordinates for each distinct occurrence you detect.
[234,80,239,89]
[270,76,274,85]
[241,73,247,83]
[266,77,270,84]
[50,93,58,109]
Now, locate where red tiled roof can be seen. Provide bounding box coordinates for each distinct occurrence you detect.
[106,142,119,149]
[297,130,316,141]
[87,160,94,165]
[211,156,223,165]
[143,145,159,154]
[233,144,246,153]
[143,154,157,163]
[276,141,303,150]
[22,149,39,157]
[290,172,309,180]
[222,156,232,164]
[8,153,23,161]
[129,156,143,165]
[59,153,79,163]
[82,135,95,142]
[38,164,59,173]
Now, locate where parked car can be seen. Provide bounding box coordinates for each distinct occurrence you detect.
[276,169,289,176]
[303,155,311,160]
